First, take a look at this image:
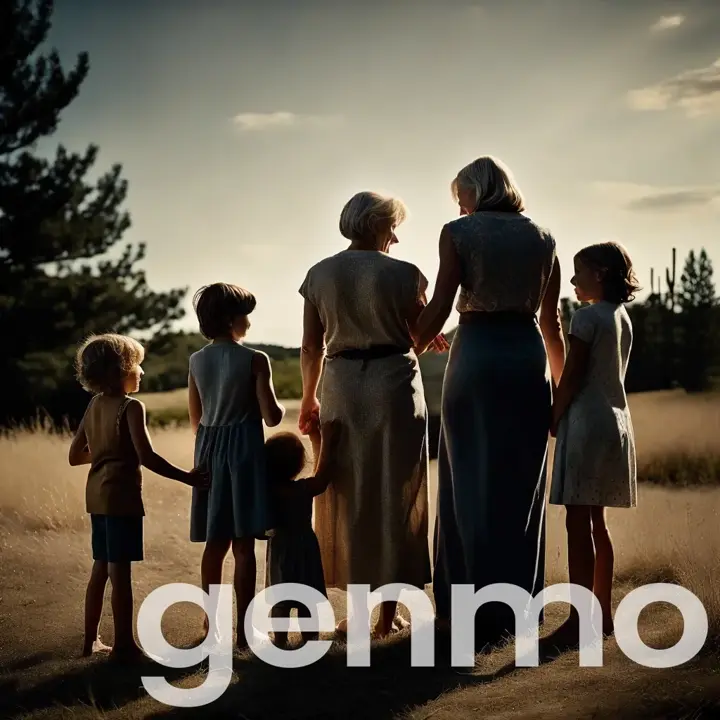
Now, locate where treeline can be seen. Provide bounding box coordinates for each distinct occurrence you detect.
[144,246,718,401]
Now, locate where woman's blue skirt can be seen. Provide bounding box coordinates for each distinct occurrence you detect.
[432,318,551,646]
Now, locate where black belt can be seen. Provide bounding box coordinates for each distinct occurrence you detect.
[459,311,536,326]
[329,344,407,365]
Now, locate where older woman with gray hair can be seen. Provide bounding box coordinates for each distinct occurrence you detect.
[298,190,446,638]
[414,156,566,647]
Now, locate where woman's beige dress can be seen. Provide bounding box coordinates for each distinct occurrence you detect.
[299,249,431,591]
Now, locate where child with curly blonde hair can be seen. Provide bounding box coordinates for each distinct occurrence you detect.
[69,333,208,661]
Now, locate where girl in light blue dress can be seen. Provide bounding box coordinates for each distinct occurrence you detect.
[188,282,285,649]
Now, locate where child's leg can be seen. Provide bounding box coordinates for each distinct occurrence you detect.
[201,538,232,635]
[271,604,291,648]
[550,506,595,643]
[108,561,141,657]
[231,537,257,650]
[590,506,615,635]
[105,515,144,660]
[82,560,110,656]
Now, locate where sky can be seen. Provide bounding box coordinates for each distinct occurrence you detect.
[45,0,720,346]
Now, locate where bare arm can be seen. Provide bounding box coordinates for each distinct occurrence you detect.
[413,226,461,353]
[299,420,342,497]
[68,415,91,466]
[188,371,202,435]
[539,255,566,388]
[406,291,427,340]
[551,335,591,431]
[252,352,285,427]
[299,298,326,430]
[125,399,202,485]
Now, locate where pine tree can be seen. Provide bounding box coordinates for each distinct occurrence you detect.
[0,0,186,426]
[678,249,717,392]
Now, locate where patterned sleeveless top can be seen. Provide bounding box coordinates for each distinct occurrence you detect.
[446,211,556,314]
[84,394,143,516]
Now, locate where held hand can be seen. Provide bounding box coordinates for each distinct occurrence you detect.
[307,413,321,443]
[299,397,320,435]
[429,334,450,353]
[186,467,211,489]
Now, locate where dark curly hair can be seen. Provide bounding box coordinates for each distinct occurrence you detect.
[265,432,308,482]
[192,283,256,340]
[575,242,641,304]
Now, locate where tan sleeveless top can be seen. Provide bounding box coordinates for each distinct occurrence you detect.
[83,395,144,516]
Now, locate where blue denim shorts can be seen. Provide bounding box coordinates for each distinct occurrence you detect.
[91,514,144,562]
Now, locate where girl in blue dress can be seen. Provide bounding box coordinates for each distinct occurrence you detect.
[188,282,285,649]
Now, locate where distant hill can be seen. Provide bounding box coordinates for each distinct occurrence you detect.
[142,331,301,395]
[142,329,459,399]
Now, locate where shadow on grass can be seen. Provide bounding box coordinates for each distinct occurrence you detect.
[0,651,56,674]
[147,632,526,720]
[0,631,583,720]
[1,655,201,719]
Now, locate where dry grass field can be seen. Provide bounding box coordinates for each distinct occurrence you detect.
[1,390,719,718]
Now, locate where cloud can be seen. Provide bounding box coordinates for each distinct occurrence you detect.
[650,14,685,32]
[626,189,720,211]
[627,58,720,116]
[593,182,720,212]
[232,112,343,131]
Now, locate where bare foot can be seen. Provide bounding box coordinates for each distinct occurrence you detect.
[335,618,348,636]
[371,616,401,639]
[81,637,112,657]
[393,615,411,631]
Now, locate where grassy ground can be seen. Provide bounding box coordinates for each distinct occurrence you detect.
[139,389,720,487]
[1,390,719,718]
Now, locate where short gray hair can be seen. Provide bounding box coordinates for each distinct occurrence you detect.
[339,191,408,241]
[451,156,525,213]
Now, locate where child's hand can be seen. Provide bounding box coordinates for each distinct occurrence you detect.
[307,413,321,442]
[299,397,320,435]
[429,334,450,353]
[186,467,210,489]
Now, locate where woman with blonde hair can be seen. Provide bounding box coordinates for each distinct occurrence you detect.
[414,156,566,647]
[298,190,447,638]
